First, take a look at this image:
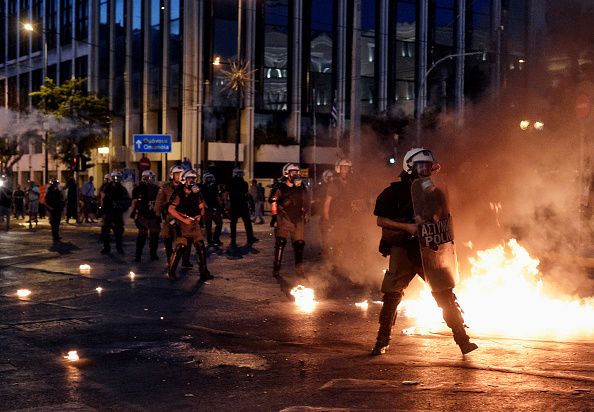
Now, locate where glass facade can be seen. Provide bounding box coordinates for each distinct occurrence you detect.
[0,0,527,179]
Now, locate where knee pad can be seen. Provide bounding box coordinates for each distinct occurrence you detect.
[431,288,456,309]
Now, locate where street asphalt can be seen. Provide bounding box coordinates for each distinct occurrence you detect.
[0,216,593,411]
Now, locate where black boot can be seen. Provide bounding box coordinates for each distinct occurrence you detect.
[135,233,147,262]
[149,233,159,260]
[371,292,402,356]
[168,244,186,280]
[196,240,214,281]
[164,238,173,265]
[273,238,287,277]
[182,237,193,267]
[293,240,305,277]
[432,289,478,355]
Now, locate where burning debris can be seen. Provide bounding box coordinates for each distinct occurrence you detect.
[79,264,92,274]
[401,239,594,341]
[290,285,317,312]
[64,351,80,362]
[16,289,32,298]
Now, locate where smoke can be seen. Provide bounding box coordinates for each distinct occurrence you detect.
[0,107,84,139]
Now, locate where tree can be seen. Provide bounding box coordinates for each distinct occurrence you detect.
[29,77,111,168]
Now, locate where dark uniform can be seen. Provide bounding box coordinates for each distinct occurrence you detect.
[167,187,213,281]
[131,181,161,261]
[325,174,370,271]
[269,180,308,277]
[100,181,131,254]
[371,171,477,355]
[228,175,257,247]
[201,180,223,246]
[44,182,65,241]
[154,180,180,262]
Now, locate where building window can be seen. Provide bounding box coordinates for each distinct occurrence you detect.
[60,0,72,46]
[260,0,289,111]
[75,0,88,41]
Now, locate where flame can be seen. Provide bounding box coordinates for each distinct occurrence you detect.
[401,239,594,341]
[129,271,136,280]
[290,285,317,312]
[355,300,369,310]
[64,351,79,362]
[16,289,32,298]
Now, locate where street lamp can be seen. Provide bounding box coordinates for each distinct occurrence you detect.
[415,51,486,143]
[23,22,49,184]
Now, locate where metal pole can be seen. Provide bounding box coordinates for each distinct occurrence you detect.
[235,0,242,167]
[43,35,48,183]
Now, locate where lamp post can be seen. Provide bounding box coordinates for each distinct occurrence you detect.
[415,51,486,144]
[23,22,49,184]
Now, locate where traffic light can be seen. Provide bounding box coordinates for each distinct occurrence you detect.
[69,156,78,171]
[79,155,93,171]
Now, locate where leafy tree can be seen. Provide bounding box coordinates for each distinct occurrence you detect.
[29,77,111,168]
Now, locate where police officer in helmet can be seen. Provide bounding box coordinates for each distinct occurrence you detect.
[269,163,309,278]
[155,165,185,264]
[100,170,132,254]
[167,169,214,281]
[130,170,161,262]
[371,148,477,356]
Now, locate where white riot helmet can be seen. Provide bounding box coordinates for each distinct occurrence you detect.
[322,169,334,183]
[110,169,123,182]
[141,170,155,183]
[282,163,300,177]
[181,169,200,192]
[334,158,353,174]
[402,148,435,175]
[169,165,185,181]
[232,167,244,178]
[203,172,215,185]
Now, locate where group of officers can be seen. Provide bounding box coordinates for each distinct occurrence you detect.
[96,147,477,356]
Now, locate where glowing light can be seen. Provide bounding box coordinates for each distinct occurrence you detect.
[23,22,34,32]
[533,121,544,131]
[95,287,103,293]
[64,351,79,362]
[79,264,91,274]
[355,300,369,310]
[519,120,530,130]
[16,289,32,298]
[98,146,109,154]
[290,285,317,313]
[402,239,594,341]
[129,271,136,280]
[213,56,221,66]
[401,327,416,336]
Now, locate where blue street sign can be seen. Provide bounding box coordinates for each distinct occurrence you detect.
[133,134,172,153]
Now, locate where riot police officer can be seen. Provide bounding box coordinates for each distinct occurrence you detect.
[201,172,223,247]
[44,178,65,241]
[130,170,161,262]
[228,167,258,249]
[269,163,309,278]
[167,169,214,281]
[371,148,478,356]
[100,170,131,254]
[155,165,185,264]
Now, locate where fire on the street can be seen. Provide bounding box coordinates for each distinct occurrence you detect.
[79,264,91,274]
[64,350,80,362]
[16,289,31,298]
[290,285,317,312]
[400,239,594,341]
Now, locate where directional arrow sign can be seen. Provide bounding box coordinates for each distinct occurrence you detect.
[132,134,172,153]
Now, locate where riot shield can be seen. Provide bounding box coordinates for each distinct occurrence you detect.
[411,176,459,292]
